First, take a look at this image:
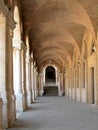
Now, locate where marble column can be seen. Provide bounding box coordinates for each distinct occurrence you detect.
[26,55,32,104]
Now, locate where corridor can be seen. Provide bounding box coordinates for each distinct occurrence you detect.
[8,97,98,130]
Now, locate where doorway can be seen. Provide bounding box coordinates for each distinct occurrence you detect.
[45,66,56,85]
[44,66,58,96]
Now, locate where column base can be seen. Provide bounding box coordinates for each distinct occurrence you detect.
[34,89,38,99]
[23,93,28,110]
[12,95,16,121]
[16,93,24,112]
[58,90,63,96]
[0,98,3,130]
[39,90,43,97]
[2,100,8,128]
[32,90,35,102]
[27,91,32,104]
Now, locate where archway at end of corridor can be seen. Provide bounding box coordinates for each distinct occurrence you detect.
[43,66,59,96]
[45,66,56,86]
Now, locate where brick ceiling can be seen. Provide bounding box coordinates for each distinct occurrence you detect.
[20,0,98,71]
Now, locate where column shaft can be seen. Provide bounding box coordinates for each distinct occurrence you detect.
[0,16,13,128]
[26,56,32,104]
[13,43,24,112]
[0,98,3,130]
[38,73,44,96]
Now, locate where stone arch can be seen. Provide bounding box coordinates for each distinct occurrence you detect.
[39,61,61,73]
[37,52,66,68]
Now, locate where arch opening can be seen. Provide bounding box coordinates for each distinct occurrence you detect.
[45,66,56,85]
[43,66,59,96]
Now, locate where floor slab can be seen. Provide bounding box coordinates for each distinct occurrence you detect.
[8,97,98,130]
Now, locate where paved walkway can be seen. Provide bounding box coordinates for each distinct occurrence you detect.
[8,97,98,130]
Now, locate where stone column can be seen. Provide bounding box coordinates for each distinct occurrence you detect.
[33,66,39,98]
[8,29,16,124]
[65,71,68,97]
[0,1,15,128]
[79,63,82,102]
[0,97,3,130]
[71,68,74,99]
[21,44,28,109]
[38,73,44,96]
[70,68,73,98]
[74,67,77,99]
[31,60,34,102]
[0,14,11,128]
[35,70,38,98]
[59,73,63,96]
[95,51,98,106]
[26,55,32,104]
[13,43,24,112]
[85,60,88,103]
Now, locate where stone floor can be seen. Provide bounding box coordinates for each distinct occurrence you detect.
[8,97,98,130]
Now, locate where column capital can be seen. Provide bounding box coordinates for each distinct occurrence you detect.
[13,40,26,50]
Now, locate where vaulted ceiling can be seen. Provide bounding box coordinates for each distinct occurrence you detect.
[20,0,98,71]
